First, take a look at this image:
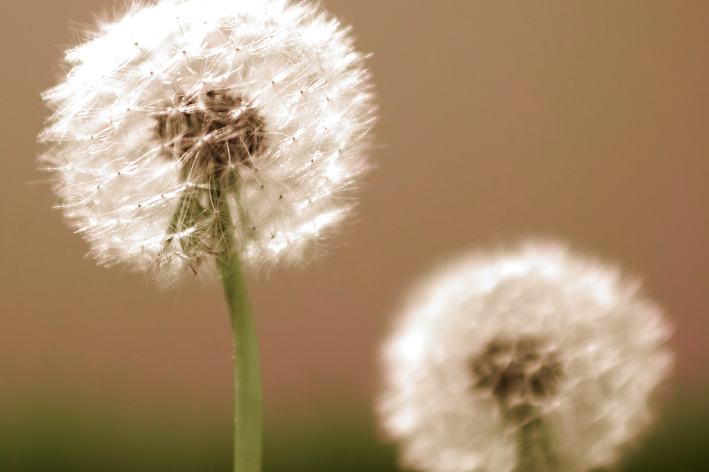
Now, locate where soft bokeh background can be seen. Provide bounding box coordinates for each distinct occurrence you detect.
[2,0,708,470]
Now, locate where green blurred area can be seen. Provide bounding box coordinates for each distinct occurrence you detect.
[1,396,708,472]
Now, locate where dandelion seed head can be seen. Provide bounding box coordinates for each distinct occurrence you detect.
[378,241,673,472]
[40,0,375,285]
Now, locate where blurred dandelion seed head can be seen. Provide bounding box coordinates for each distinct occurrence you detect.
[378,241,673,472]
[39,0,376,285]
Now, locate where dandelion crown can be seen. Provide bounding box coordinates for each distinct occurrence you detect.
[379,242,673,472]
[40,0,375,284]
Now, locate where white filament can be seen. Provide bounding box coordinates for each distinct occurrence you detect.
[40,0,375,284]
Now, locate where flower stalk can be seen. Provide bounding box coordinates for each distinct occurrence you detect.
[216,187,263,472]
[507,405,557,472]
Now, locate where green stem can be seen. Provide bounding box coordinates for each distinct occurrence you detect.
[215,189,263,472]
[506,404,558,472]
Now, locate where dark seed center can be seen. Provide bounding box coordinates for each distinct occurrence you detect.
[470,336,563,403]
[155,90,264,182]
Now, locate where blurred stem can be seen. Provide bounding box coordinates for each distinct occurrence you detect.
[505,404,558,472]
[215,187,263,472]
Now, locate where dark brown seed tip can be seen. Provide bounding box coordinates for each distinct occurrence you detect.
[154,90,265,182]
[470,336,564,403]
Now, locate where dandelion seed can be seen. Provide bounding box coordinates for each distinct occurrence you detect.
[378,241,673,472]
[40,0,375,285]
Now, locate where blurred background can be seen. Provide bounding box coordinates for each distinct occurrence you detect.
[1,0,708,470]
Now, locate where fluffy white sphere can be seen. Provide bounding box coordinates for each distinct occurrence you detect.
[378,242,673,472]
[40,0,375,284]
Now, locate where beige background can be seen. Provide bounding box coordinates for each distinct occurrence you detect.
[1,0,708,430]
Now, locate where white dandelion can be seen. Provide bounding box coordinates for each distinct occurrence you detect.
[39,2,375,471]
[378,241,673,472]
[39,0,375,285]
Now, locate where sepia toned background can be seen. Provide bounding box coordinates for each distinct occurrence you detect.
[1,0,708,470]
